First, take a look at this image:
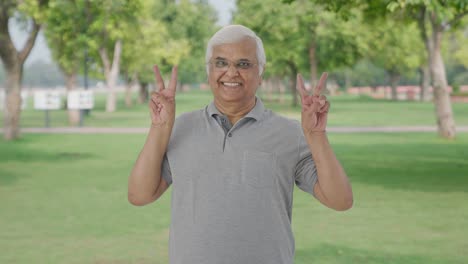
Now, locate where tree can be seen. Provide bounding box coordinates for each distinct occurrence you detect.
[85,0,141,112]
[162,0,218,86]
[301,0,468,138]
[0,0,49,140]
[366,19,423,100]
[387,0,468,138]
[235,0,368,106]
[44,0,88,125]
[120,0,191,105]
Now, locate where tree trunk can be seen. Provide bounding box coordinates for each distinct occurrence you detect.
[0,14,41,140]
[419,64,430,101]
[345,68,352,90]
[124,73,134,108]
[309,41,318,89]
[288,62,299,107]
[416,10,432,103]
[264,78,273,102]
[125,82,133,108]
[99,40,122,113]
[417,8,456,138]
[4,66,22,140]
[389,71,400,101]
[430,28,456,139]
[271,77,280,102]
[64,72,80,126]
[139,82,149,104]
[278,78,286,104]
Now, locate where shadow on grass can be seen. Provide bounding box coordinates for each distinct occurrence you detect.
[0,137,95,186]
[335,139,468,193]
[295,243,461,264]
[0,168,19,186]
[0,146,94,163]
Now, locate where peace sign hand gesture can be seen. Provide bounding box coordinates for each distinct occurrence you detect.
[297,72,330,134]
[149,65,178,128]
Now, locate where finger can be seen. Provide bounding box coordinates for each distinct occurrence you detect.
[296,74,308,99]
[150,91,157,100]
[150,92,159,104]
[153,65,165,92]
[318,95,327,106]
[149,97,159,115]
[319,101,330,113]
[314,72,328,96]
[168,65,178,93]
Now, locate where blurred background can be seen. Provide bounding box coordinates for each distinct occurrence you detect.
[1,0,467,263]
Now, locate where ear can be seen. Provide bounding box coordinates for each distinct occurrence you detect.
[260,64,266,79]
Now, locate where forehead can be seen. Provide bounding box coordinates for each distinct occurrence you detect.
[211,37,257,61]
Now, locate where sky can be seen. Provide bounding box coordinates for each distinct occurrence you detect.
[9,0,235,66]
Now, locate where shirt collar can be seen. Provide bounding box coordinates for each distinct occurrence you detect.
[207,97,265,121]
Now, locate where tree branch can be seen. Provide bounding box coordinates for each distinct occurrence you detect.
[0,3,18,68]
[18,20,41,64]
[442,10,468,30]
[99,47,111,79]
[111,39,122,73]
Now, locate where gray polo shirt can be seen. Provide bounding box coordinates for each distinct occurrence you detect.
[161,97,318,264]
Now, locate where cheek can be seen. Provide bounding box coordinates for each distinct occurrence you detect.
[247,76,262,91]
[208,73,219,85]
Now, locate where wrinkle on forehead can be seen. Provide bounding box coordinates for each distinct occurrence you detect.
[211,38,257,62]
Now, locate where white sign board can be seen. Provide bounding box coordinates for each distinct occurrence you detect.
[1,90,29,110]
[34,90,62,110]
[67,90,94,110]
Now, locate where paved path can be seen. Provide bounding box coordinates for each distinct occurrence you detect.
[2,126,467,134]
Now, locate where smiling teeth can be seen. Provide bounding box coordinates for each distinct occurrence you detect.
[223,82,241,87]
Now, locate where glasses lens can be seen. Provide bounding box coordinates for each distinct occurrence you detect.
[236,61,252,70]
[215,60,228,69]
[210,59,256,71]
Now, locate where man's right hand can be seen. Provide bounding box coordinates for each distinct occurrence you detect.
[149,65,178,127]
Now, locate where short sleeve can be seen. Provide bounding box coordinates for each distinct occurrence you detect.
[294,133,318,197]
[161,154,173,185]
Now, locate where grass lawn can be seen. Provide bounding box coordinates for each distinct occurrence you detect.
[4,90,468,128]
[1,133,467,263]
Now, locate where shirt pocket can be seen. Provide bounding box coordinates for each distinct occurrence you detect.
[241,150,277,188]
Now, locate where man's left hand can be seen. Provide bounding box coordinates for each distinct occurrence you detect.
[297,72,330,134]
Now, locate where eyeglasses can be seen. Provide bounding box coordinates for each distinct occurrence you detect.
[208,59,258,72]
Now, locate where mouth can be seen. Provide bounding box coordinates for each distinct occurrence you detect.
[220,81,242,88]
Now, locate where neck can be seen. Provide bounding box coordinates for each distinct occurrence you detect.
[214,98,256,125]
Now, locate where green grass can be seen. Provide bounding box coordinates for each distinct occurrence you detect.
[3,90,468,128]
[1,133,468,263]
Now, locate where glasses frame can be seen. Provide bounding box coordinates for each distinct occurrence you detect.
[207,58,259,73]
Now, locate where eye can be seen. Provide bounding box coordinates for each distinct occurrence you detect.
[237,61,252,69]
[215,60,228,68]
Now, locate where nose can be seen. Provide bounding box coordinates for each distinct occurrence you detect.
[224,63,239,77]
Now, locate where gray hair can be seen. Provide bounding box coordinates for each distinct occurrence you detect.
[205,25,266,76]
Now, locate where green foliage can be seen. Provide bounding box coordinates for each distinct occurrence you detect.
[366,19,423,77]
[119,0,217,85]
[235,0,368,78]
[153,0,218,84]
[44,0,87,75]
[16,0,50,23]
[120,0,190,84]
[235,0,305,77]
[43,0,144,81]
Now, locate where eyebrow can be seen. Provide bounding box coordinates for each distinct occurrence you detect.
[214,57,252,62]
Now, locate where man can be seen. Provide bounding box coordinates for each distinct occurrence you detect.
[128,25,353,264]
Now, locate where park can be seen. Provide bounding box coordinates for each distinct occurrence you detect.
[1,0,468,263]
